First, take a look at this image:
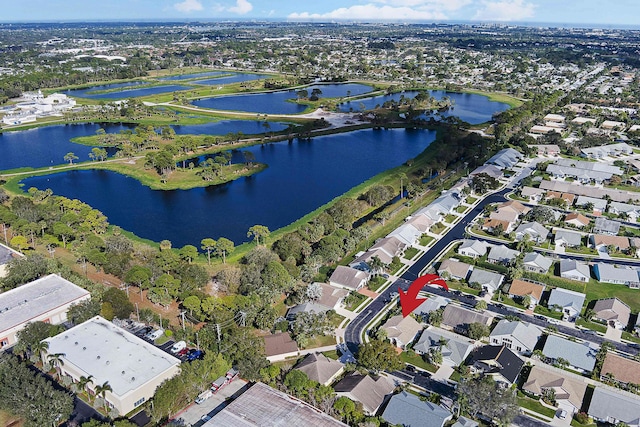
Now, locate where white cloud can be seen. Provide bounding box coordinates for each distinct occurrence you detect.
[174,0,203,13]
[371,0,472,12]
[288,4,451,21]
[228,0,253,14]
[473,0,536,21]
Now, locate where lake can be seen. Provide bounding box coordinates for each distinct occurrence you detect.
[64,84,193,99]
[339,90,510,124]
[22,128,436,246]
[192,83,374,115]
[0,121,289,171]
[161,71,272,83]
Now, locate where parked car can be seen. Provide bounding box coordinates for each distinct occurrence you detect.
[138,326,153,336]
[195,389,213,404]
[170,340,187,354]
[558,409,567,419]
[145,328,164,341]
[177,347,190,357]
[187,349,204,361]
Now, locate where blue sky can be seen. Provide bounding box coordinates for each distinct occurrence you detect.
[3,0,640,27]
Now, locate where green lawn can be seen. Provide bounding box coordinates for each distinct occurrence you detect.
[420,235,435,246]
[575,318,607,334]
[517,392,557,418]
[622,331,640,344]
[445,214,457,223]
[445,280,481,296]
[430,223,446,234]
[400,352,438,373]
[404,247,420,260]
[368,276,388,292]
[456,205,468,214]
[323,350,339,360]
[344,292,368,311]
[465,196,478,204]
[533,305,563,320]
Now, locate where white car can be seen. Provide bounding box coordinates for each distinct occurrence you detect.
[145,328,164,341]
[170,340,187,353]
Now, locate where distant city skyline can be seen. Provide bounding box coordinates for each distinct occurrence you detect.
[2,0,640,28]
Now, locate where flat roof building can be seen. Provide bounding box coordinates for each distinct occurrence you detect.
[0,273,90,350]
[43,316,181,416]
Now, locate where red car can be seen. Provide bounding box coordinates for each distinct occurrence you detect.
[178,347,190,357]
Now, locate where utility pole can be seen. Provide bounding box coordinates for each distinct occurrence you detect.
[135,303,140,322]
[180,311,186,332]
[216,324,221,343]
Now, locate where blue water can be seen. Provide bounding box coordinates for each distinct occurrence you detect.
[191,73,273,86]
[0,121,290,171]
[22,128,436,246]
[192,83,373,114]
[160,71,229,81]
[339,90,510,124]
[64,84,193,99]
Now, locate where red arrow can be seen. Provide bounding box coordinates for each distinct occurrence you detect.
[399,274,449,317]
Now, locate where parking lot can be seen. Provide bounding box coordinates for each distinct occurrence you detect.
[170,378,249,427]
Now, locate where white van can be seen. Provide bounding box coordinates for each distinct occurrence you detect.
[170,340,186,353]
[145,328,164,341]
[195,389,213,404]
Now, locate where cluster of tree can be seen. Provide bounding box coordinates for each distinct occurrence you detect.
[470,173,501,194]
[0,353,74,427]
[457,376,519,427]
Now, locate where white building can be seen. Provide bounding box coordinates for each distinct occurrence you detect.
[0,274,90,350]
[43,316,181,416]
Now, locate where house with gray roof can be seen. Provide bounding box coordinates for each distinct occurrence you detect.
[442,305,493,336]
[542,335,597,373]
[388,223,422,246]
[522,252,553,274]
[351,236,407,269]
[515,222,550,243]
[548,287,586,321]
[438,259,471,281]
[588,387,640,427]
[554,229,583,248]
[430,192,460,215]
[458,239,491,259]
[592,297,631,330]
[468,268,505,294]
[594,217,622,235]
[415,296,451,317]
[489,320,543,355]
[452,417,479,427]
[559,259,590,283]
[286,302,332,321]
[294,353,345,386]
[594,263,640,287]
[329,266,370,291]
[468,345,524,385]
[413,326,476,367]
[334,374,395,415]
[382,392,452,427]
[520,186,545,203]
[582,142,634,159]
[609,201,640,222]
[470,165,502,179]
[486,148,523,170]
[576,195,608,214]
[487,245,519,265]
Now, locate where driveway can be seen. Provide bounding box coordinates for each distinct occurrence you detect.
[170,379,248,427]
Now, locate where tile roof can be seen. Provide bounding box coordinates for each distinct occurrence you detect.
[593,298,631,326]
[442,305,493,330]
[329,266,370,290]
[382,392,452,427]
[523,365,587,409]
[522,252,553,272]
[588,387,640,425]
[382,315,422,347]
[468,345,524,383]
[413,327,476,366]
[601,353,640,386]
[263,332,298,357]
[438,259,472,279]
[508,279,545,302]
[295,353,345,386]
[564,212,590,226]
[334,374,395,415]
[542,335,597,372]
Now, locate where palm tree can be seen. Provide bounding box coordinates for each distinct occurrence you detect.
[77,375,94,396]
[47,352,65,377]
[95,381,113,412]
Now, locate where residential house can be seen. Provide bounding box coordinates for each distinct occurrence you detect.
[286,302,333,321]
[600,353,640,387]
[590,234,630,252]
[593,263,640,287]
[437,259,472,281]
[469,165,503,180]
[381,315,422,349]
[382,392,452,427]
[497,200,530,216]
[542,335,597,373]
[0,243,20,278]
[545,191,576,207]
[508,279,546,309]
[1,274,91,350]
[442,305,493,336]
[405,214,435,234]
[486,148,523,170]
[294,353,345,386]
[609,202,640,222]
[559,259,591,283]
[544,114,566,123]
[515,222,550,243]
[205,382,348,427]
[452,417,479,427]
[468,345,524,385]
[351,236,407,270]
[520,186,545,203]
[481,218,512,235]
[263,332,299,361]
[329,266,370,291]
[594,217,622,235]
[547,287,586,321]
[489,208,519,224]
[489,320,543,355]
[571,117,597,126]
[413,326,476,367]
[415,296,451,317]
[530,144,561,156]
[458,239,491,259]
[555,229,583,248]
[592,298,631,329]
[316,283,349,309]
[388,223,422,246]
[541,179,640,204]
[522,252,553,274]
[600,121,627,131]
[576,195,608,214]
[430,192,461,215]
[564,213,590,228]
[334,374,395,416]
[588,387,640,427]
[468,268,505,295]
[530,125,560,134]
[487,245,520,265]
[42,316,181,416]
[523,365,587,416]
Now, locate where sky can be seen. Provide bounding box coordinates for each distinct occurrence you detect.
[3,0,640,27]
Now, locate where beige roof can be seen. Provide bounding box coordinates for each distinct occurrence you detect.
[329,265,370,290]
[490,209,519,223]
[263,332,298,357]
[438,259,472,279]
[593,298,631,326]
[334,374,395,415]
[295,353,344,386]
[406,215,434,233]
[508,279,545,302]
[601,353,640,385]
[564,212,590,226]
[482,218,511,231]
[317,283,349,309]
[523,365,587,409]
[371,236,407,257]
[382,315,422,347]
[442,305,493,330]
[498,200,530,215]
[592,234,630,249]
